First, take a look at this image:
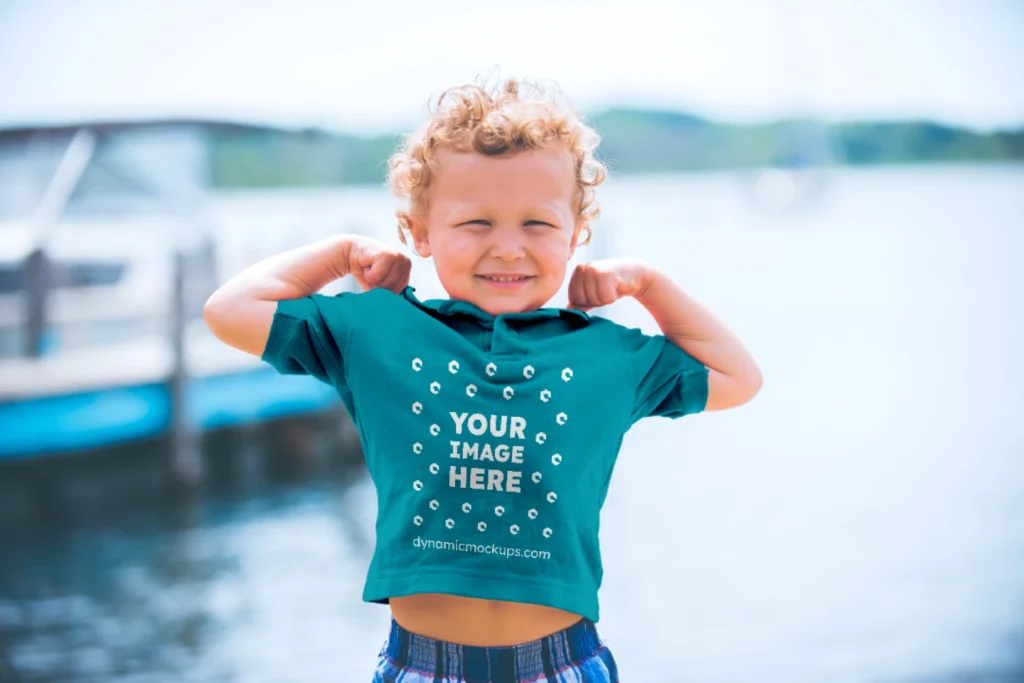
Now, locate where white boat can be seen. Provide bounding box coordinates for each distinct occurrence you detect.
[0,120,357,465]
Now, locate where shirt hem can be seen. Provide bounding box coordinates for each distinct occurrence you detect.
[684,366,711,414]
[260,306,300,370]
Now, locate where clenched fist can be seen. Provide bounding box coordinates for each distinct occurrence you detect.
[347,236,412,293]
[567,258,652,311]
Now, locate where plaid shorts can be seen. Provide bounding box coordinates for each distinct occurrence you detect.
[372,615,619,682]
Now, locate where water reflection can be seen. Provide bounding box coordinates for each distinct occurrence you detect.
[0,412,389,682]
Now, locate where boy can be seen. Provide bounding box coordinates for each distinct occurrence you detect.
[205,76,762,682]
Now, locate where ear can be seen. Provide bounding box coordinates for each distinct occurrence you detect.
[407,214,432,258]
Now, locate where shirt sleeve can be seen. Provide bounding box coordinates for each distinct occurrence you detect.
[618,325,710,423]
[260,292,356,388]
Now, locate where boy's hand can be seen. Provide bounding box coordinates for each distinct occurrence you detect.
[348,236,412,293]
[567,258,653,311]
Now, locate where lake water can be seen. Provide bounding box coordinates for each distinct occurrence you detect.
[1,165,1022,682]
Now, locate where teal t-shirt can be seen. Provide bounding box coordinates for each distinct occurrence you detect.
[261,285,708,622]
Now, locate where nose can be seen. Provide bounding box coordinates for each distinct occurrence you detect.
[488,225,526,262]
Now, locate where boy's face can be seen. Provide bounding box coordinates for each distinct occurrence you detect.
[409,146,582,316]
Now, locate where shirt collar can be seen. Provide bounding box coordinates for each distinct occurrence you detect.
[400,286,590,328]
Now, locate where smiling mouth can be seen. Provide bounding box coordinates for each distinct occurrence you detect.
[476,275,535,283]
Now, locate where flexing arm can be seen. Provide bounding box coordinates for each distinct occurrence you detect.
[632,266,762,411]
[568,259,763,411]
[203,234,411,357]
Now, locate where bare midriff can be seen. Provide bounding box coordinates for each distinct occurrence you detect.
[388,594,584,647]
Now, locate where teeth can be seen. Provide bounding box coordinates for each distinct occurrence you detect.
[484,276,527,282]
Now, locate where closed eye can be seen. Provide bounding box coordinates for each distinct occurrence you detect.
[456,220,556,228]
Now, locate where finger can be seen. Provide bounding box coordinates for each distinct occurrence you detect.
[349,249,373,286]
[380,261,407,293]
[357,249,377,268]
[571,281,593,311]
[584,272,602,309]
[395,257,412,291]
[597,273,619,306]
[386,254,415,292]
[364,255,390,285]
[347,246,364,278]
[376,269,396,292]
[567,266,588,309]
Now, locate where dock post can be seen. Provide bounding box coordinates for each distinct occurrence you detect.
[169,248,203,487]
[22,128,97,358]
[23,247,51,358]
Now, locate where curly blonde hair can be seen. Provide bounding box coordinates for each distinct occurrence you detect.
[387,75,608,247]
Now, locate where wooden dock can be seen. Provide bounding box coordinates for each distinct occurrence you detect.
[0,121,397,481]
[0,320,342,462]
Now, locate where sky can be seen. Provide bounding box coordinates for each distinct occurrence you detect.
[0,0,1022,134]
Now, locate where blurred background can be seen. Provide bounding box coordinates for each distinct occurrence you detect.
[0,0,1022,681]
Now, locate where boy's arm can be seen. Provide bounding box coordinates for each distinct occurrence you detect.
[203,234,410,357]
[568,259,763,412]
[633,266,762,411]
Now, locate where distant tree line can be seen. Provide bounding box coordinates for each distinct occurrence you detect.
[208,109,1024,188]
